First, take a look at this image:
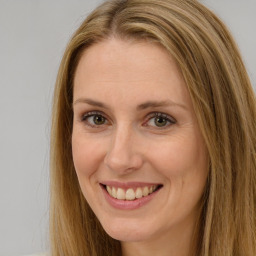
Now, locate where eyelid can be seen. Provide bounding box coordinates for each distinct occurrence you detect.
[81,111,106,121]
[80,110,110,128]
[148,112,176,122]
[78,110,176,129]
[144,112,176,127]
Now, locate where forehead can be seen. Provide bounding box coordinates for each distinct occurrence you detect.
[75,38,183,81]
[73,38,191,108]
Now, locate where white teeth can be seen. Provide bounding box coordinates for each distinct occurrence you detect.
[107,186,112,194]
[106,185,159,201]
[143,187,149,196]
[135,187,143,199]
[126,188,136,200]
[117,188,125,200]
[112,187,117,198]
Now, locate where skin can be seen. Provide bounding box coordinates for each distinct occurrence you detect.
[72,38,209,256]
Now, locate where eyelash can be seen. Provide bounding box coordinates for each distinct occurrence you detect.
[80,111,176,129]
[81,111,108,128]
[144,112,176,128]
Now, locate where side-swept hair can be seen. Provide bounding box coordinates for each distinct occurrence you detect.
[50,0,256,255]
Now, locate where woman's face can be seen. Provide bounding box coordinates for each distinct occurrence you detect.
[72,38,208,243]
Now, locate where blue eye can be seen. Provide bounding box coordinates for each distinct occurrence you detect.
[147,113,176,128]
[82,112,108,126]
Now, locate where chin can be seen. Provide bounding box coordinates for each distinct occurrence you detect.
[100,218,154,242]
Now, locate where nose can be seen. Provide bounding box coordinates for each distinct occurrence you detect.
[104,125,144,174]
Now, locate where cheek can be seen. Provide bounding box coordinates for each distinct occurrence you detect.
[72,134,106,179]
[146,132,208,182]
[71,134,109,210]
[147,133,208,217]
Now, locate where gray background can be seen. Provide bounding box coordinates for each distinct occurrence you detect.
[0,1,255,256]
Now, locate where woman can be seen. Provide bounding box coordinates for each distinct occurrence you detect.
[50,0,256,255]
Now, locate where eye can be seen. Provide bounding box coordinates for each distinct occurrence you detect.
[81,111,108,127]
[145,113,176,128]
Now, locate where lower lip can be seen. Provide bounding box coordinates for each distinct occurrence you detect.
[101,186,161,210]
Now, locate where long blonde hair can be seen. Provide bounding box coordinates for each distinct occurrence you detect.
[50,0,256,255]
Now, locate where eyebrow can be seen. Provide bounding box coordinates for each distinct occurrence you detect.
[73,98,188,111]
[73,98,109,109]
[136,100,187,111]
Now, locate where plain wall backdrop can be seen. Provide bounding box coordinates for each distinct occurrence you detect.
[0,1,255,256]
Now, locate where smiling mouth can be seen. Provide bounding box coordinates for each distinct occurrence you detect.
[101,184,163,201]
